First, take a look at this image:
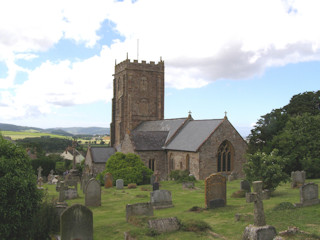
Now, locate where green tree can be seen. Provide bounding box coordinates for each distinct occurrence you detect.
[243,150,289,191]
[272,113,320,178]
[100,152,153,186]
[0,136,42,240]
[248,91,320,154]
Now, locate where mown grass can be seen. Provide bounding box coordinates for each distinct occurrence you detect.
[45,178,320,240]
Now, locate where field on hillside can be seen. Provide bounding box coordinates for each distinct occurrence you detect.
[1,131,69,140]
[45,179,320,240]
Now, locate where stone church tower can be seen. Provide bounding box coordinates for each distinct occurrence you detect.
[110,59,165,147]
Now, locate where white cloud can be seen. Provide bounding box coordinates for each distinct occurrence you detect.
[1,0,320,121]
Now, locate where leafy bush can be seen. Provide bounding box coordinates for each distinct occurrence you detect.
[31,197,59,240]
[273,202,296,211]
[104,152,153,186]
[31,158,56,177]
[243,149,290,190]
[169,170,196,183]
[0,136,43,240]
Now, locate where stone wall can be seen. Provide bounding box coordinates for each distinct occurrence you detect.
[136,150,167,180]
[92,163,105,177]
[167,151,200,179]
[198,119,247,180]
[111,59,164,147]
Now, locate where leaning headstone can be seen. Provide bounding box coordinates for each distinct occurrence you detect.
[241,180,251,193]
[148,217,180,233]
[104,172,113,188]
[153,182,159,191]
[60,204,93,240]
[126,202,153,222]
[243,181,276,240]
[291,171,306,188]
[85,178,101,207]
[150,190,173,209]
[116,179,124,190]
[295,183,319,207]
[204,173,226,208]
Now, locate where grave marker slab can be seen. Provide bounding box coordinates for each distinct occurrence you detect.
[241,180,251,193]
[204,173,226,208]
[291,171,306,188]
[104,172,113,188]
[116,179,124,190]
[126,202,153,222]
[148,217,180,233]
[60,204,93,240]
[295,183,319,207]
[85,178,101,207]
[150,190,173,209]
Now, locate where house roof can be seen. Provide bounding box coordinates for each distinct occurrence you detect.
[165,119,224,152]
[90,147,115,163]
[131,131,169,151]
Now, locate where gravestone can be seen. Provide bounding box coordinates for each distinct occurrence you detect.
[58,181,66,203]
[85,178,101,207]
[148,217,180,233]
[60,204,93,240]
[150,175,156,186]
[116,179,124,190]
[295,183,319,207]
[204,173,226,208]
[241,180,251,193]
[150,190,173,209]
[182,182,195,189]
[291,171,306,188]
[48,169,54,184]
[104,172,113,188]
[126,202,153,222]
[153,182,159,191]
[243,181,276,240]
[82,173,90,194]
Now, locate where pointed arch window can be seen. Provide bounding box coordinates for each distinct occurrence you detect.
[149,159,155,171]
[217,140,233,173]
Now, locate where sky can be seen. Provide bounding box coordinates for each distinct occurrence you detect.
[0,0,320,138]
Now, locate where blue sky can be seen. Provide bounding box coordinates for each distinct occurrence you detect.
[0,0,320,137]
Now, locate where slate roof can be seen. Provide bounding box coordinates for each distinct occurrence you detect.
[134,118,188,144]
[131,131,169,151]
[165,119,224,152]
[90,147,115,163]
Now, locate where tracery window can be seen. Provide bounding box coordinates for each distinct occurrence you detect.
[217,140,233,172]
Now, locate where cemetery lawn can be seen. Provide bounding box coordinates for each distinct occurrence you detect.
[45,179,320,240]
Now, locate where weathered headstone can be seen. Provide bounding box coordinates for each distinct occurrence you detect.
[82,173,90,194]
[58,181,65,203]
[295,183,319,207]
[182,182,195,189]
[104,172,113,188]
[291,171,306,188]
[204,173,226,208]
[243,181,276,240]
[126,202,153,222]
[241,180,251,193]
[148,217,180,233]
[150,190,173,209]
[150,175,156,186]
[228,172,237,181]
[60,204,93,240]
[153,182,159,191]
[85,178,101,207]
[116,179,124,190]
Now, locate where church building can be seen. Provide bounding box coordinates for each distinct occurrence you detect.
[110,58,247,180]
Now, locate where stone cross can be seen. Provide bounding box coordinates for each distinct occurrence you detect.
[37,166,43,179]
[246,181,269,226]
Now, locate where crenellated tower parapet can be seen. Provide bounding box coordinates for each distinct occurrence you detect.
[111,58,165,147]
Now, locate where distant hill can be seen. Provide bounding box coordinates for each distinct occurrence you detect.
[0,123,110,136]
